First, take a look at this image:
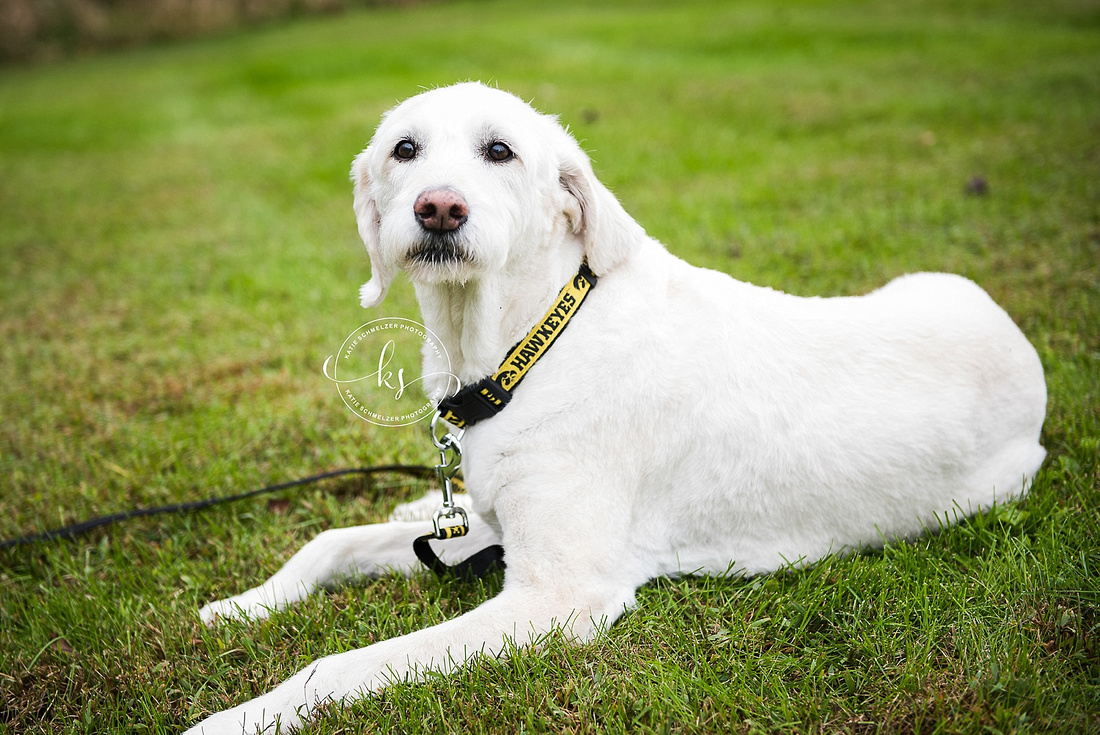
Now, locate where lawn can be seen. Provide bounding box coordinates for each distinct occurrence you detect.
[1,0,1098,732]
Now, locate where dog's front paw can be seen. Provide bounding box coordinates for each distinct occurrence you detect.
[185,666,324,734]
[182,707,249,735]
[199,591,277,626]
[183,701,300,735]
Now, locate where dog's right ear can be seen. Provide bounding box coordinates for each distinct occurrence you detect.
[351,149,392,308]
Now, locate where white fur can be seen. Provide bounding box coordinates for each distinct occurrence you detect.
[187,82,1046,734]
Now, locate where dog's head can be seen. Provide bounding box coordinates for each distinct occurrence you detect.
[351,82,644,307]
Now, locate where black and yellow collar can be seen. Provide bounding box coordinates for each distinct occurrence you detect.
[436,260,597,429]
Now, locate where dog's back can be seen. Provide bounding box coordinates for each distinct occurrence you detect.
[562,248,1046,576]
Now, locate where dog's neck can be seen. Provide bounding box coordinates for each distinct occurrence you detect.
[414,246,585,399]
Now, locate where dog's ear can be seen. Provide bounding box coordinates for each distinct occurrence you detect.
[351,149,392,308]
[557,139,646,276]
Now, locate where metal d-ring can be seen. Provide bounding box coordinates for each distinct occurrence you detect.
[430,411,465,450]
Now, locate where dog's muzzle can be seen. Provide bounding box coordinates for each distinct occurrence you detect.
[407,232,472,266]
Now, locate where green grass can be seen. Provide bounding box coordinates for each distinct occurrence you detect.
[1,0,1098,732]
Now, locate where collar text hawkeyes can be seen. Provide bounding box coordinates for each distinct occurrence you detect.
[436,260,598,429]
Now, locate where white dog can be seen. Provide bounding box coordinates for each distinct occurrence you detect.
[187,82,1047,733]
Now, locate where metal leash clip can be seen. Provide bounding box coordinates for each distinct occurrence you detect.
[413,412,505,580]
[429,412,468,540]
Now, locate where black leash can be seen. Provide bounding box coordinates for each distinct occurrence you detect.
[0,465,430,550]
[2,465,505,581]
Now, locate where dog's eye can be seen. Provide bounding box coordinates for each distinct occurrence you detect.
[485,141,514,163]
[393,140,418,161]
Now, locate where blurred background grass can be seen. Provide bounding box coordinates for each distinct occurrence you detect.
[0,0,391,62]
[1,0,1097,732]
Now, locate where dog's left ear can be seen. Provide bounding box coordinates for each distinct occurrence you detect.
[557,135,646,276]
[351,149,392,308]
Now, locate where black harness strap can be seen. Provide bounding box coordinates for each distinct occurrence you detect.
[413,528,505,581]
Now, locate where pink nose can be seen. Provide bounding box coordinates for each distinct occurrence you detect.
[414,188,469,233]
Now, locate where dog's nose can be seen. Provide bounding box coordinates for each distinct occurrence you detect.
[414,188,469,233]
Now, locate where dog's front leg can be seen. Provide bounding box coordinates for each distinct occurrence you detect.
[186,582,632,734]
[199,518,500,624]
